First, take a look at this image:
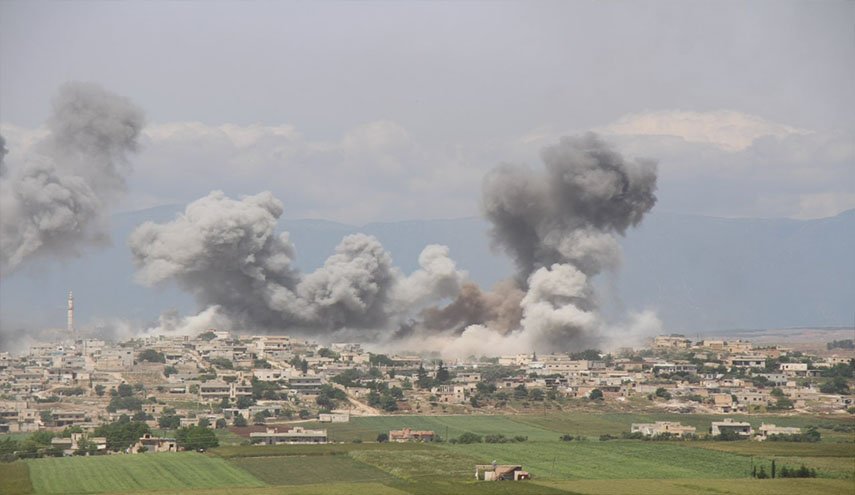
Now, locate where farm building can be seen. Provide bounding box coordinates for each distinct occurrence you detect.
[50,432,107,456]
[389,428,435,442]
[475,463,531,481]
[319,412,350,423]
[631,421,696,437]
[250,426,328,445]
[132,433,177,453]
[710,418,753,437]
[756,423,801,440]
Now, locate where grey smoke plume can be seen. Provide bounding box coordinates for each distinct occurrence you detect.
[0,82,144,273]
[468,132,658,350]
[484,132,657,278]
[129,133,656,352]
[129,191,466,335]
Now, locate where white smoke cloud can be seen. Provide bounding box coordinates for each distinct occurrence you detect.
[129,191,468,337]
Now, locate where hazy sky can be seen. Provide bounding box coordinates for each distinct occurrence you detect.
[2,1,853,224]
[1,1,854,347]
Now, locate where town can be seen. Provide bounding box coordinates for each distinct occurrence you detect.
[1,329,851,459]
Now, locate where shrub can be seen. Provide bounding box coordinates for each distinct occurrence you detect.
[457,432,483,444]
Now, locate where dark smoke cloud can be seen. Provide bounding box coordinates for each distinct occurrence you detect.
[483,132,657,278]
[420,280,524,335]
[0,82,144,273]
[129,191,466,335]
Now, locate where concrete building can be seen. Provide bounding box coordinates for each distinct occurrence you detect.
[389,428,435,442]
[249,426,327,445]
[630,421,697,438]
[711,418,753,438]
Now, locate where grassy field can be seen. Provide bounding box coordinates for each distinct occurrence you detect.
[1,412,852,495]
[445,440,757,480]
[535,478,855,495]
[307,412,854,442]
[27,452,264,494]
[307,415,562,442]
[231,454,398,485]
[0,462,33,495]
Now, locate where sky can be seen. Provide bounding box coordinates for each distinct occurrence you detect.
[0,1,853,348]
[2,1,853,224]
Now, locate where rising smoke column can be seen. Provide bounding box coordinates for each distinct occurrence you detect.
[129,191,466,335]
[468,132,657,350]
[0,82,145,273]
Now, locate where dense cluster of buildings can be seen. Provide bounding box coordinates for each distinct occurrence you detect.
[0,330,851,443]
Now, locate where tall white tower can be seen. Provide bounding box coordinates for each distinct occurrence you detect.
[67,291,74,337]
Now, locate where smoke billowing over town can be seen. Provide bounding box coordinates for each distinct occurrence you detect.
[127,128,659,354]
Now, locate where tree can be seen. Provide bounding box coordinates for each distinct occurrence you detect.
[380,395,398,412]
[820,376,850,394]
[253,410,272,424]
[529,388,545,401]
[233,413,247,427]
[117,383,134,397]
[655,388,672,400]
[138,349,166,363]
[94,384,106,397]
[570,349,602,361]
[215,418,227,429]
[376,433,389,443]
[435,361,450,384]
[198,331,217,341]
[416,364,431,389]
[589,389,604,400]
[94,417,151,452]
[369,353,394,366]
[514,384,528,400]
[176,425,219,451]
[163,365,178,377]
[300,359,309,375]
[236,396,256,409]
[158,414,182,429]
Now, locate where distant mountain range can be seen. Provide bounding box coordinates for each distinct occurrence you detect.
[2,207,853,337]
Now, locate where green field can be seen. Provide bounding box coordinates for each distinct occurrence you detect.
[27,452,264,494]
[231,454,397,485]
[2,413,852,495]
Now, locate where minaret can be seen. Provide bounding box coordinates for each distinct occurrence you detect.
[67,291,74,338]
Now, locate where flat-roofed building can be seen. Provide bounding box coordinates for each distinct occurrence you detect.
[250,426,327,445]
[631,421,696,437]
[711,418,753,437]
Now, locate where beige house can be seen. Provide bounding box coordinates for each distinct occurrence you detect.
[133,433,177,453]
[50,432,107,455]
[711,418,753,437]
[756,423,801,440]
[389,428,435,442]
[631,421,696,438]
[249,426,327,445]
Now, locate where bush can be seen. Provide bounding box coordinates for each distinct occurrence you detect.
[599,434,618,441]
[456,432,483,444]
[560,434,575,441]
[376,433,389,443]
